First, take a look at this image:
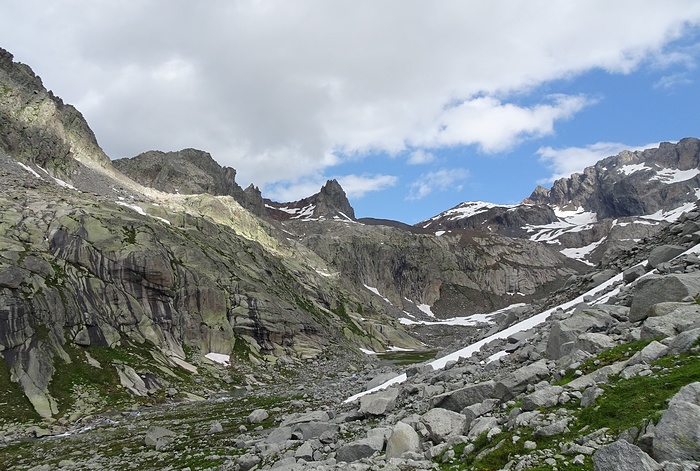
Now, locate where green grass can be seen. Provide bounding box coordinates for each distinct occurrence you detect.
[0,355,41,423]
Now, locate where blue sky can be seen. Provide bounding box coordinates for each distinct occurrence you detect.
[2,1,700,224]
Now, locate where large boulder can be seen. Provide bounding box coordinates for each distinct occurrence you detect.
[629,274,700,322]
[420,408,467,444]
[359,387,399,416]
[430,380,496,412]
[521,385,564,411]
[652,382,700,462]
[640,304,700,340]
[546,306,616,359]
[647,245,686,269]
[385,422,421,459]
[593,440,660,471]
[494,359,550,401]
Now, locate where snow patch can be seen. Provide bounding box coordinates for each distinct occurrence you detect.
[560,238,606,266]
[619,163,652,175]
[17,161,43,179]
[651,168,700,184]
[363,284,392,304]
[205,353,231,366]
[417,304,435,318]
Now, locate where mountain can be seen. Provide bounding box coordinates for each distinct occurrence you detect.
[2,46,700,469]
[420,138,700,266]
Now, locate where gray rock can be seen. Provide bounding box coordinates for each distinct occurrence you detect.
[248,408,269,424]
[385,422,421,459]
[624,265,647,284]
[574,332,617,355]
[420,408,467,443]
[365,372,399,390]
[627,340,668,366]
[494,359,550,400]
[237,453,262,471]
[521,385,564,411]
[580,386,604,407]
[547,306,616,359]
[208,420,223,434]
[641,304,700,339]
[295,441,315,461]
[430,380,496,412]
[359,387,399,416]
[653,382,700,462]
[648,245,686,269]
[266,426,293,444]
[534,418,569,437]
[593,440,660,471]
[293,421,339,440]
[629,274,700,322]
[468,416,499,439]
[667,327,700,355]
[144,426,176,450]
[336,441,377,463]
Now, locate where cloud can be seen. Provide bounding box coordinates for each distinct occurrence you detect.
[537,141,663,183]
[265,173,397,201]
[653,73,693,89]
[1,1,699,188]
[407,149,435,165]
[407,168,469,200]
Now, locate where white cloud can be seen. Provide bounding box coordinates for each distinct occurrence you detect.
[407,168,469,200]
[537,141,663,183]
[407,149,435,165]
[1,1,699,188]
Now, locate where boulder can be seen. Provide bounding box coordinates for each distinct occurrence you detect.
[430,380,496,412]
[293,421,339,440]
[385,422,421,459]
[667,327,700,355]
[521,385,564,411]
[640,304,700,340]
[574,332,616,355]
[593,440,660,471]
[652,382,700,462]
[494,359,550,400]
[647,245,686,269]
[359,387,399,416]
[144,426,177,450]
[629,274,700,322]
[336,441,377,463]
[248,408,269,424]
[237,453,262,471]
[547,306,616,359]
[420,408,467,443]
[627,340,668,366]
[623,265,647,284]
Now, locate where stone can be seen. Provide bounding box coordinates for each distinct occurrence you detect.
[547,307,616,359]
[430,380,496,412]
[208,421,223,434]
[574,332,617,355]
[385,422,421,459]
[648,245,686,269]
[295,441,314,461]
[420,408,467,444]
[237,453,262,471]
[653,382,700,462]
[627,340,668,366]
[624,265,647,284]
[144,426,176,450]
[521,385,564,411]
[593,440,660,471]
[468,416,499,439]
[580,386,605,407]
[494,359,550,400]
[248,408,269,424]
[336,441,377,463]
[629,274,700,322]
[667,327,700,355]
[293,421,339,440]
[359,387,399,416]
[641,304,700,339]
[534,418,569,437]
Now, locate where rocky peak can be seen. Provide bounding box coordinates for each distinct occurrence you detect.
[0,47,110,177]
[112,148,267,216]
[264,179,356,221]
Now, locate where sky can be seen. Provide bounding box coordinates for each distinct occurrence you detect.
[2,1,700,224]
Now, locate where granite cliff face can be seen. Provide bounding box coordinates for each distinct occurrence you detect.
[0,49,421,418]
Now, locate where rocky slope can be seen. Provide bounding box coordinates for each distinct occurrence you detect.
[0,48,424,422]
